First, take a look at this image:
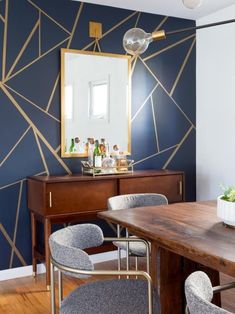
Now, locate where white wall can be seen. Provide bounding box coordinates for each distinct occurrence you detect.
[196,5,235,200]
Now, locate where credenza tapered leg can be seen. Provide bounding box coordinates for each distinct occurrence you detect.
[30,212,37,277]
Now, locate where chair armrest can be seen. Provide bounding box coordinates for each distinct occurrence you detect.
[213,282,235,293]
[104,237,151,273]
[104,237,150,245]
[51,257,153,314]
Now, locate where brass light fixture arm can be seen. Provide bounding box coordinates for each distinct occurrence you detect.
[165,18,235,37]
[152,30,166,41]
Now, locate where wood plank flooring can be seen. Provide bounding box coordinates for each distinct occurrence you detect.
[0,259,235,313]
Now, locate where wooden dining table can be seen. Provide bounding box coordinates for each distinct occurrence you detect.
[98,201,235,314]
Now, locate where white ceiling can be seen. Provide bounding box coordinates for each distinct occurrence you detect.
[76,0,235,20]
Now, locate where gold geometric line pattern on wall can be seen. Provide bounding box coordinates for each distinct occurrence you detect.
[39,10,41,56]
[101,10,139,40]
[170,37,196,96]
[9,180,24,268]
[163,125,194,169]
[55,145,61,154]
[27,0,71,35]
[0,223,27,266]
[131,83,159,122]
[4,37,70,83]
[6,19,40,80]
[4,84,60,122]
[0,180,25,191]
[93,40,97,52]
[0,0,196,270]
[0,14,4,23]
[134,12,141,28]
[131,47,195,163]
[82,11,138,51]
[67,2,84,49]
[45,4,84,113]
[45,73,60,113]
[130,56,138,76]
[143,33,195,62]
[33,129,49,175]
[96,39,102,52]
[0,126,31,167]
[154,16,168,32]
[0,171,47,191]
[2,0,8,81]
[150,94,160,152]
[1,85,72,175]
[130,29,196,165]
[139,56,196,128]
[133,144,178,165]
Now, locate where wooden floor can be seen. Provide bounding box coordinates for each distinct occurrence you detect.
[0,259,235,314]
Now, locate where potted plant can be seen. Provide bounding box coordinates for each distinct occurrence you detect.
[217,186,235,227]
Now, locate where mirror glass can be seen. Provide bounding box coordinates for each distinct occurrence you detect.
[61,49,131,157]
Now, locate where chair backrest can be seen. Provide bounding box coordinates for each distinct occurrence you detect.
[185,271,231,314]
[108,193,168,211]
[49,224,104,271]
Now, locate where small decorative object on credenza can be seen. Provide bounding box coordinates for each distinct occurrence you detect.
[81,138,134,176]
[217,186,235,227]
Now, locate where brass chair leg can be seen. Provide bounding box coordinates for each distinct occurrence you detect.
[135,256,138,279]
[117,224,121,279]
[50,262,56,314]
[126,228,130,279]
[58,270,63,307]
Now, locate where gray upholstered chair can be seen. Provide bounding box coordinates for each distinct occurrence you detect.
[107,193,168,272]
[49,223,160,314]
[185,271,235,314]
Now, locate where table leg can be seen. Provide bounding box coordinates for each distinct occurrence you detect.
[160,247,183,314]
[44,218,51,290]
[30,212,37,277]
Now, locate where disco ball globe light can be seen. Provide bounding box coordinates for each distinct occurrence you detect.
[123,28,153,56]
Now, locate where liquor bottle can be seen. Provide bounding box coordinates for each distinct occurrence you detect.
[102,143,115,172]
[88,138,94,166]
[74,137,81,152]
[69,138,75,153]
[93,140,102,167]
[100,138,106,158]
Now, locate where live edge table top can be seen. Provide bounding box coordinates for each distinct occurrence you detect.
[99,201,235,277]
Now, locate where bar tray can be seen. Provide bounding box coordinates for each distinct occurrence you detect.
[81,160,134,177]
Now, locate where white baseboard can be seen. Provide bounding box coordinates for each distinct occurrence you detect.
[0,250,125,282]
[0,263,46,282]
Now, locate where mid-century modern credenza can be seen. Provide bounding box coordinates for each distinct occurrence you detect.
[27,169,185,288]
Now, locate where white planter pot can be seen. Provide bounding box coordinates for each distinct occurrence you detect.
[217,196,235,227]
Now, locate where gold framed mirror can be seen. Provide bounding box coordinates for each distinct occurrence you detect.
[61,49,131,158]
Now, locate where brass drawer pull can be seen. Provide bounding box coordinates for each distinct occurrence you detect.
[179,181,183,196]
[49,192,52,208]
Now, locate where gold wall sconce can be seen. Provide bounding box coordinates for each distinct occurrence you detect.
[89,21,102,39]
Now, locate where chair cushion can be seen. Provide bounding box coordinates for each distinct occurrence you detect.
[61,279,160,314]
[113,236,147,257]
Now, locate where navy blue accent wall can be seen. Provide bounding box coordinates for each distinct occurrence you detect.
[0,0,196,270]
